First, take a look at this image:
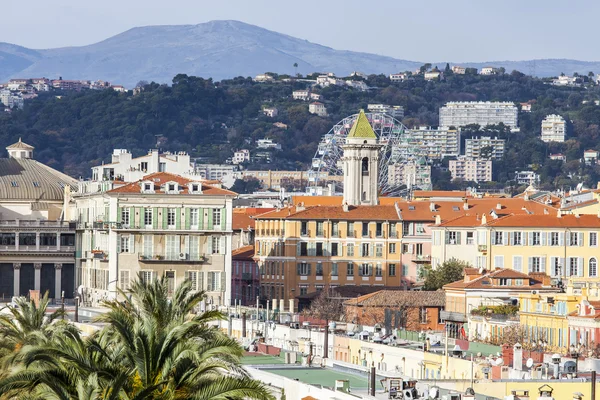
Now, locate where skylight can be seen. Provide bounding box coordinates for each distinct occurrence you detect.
[33,182,40,187]
[10,181,18,187]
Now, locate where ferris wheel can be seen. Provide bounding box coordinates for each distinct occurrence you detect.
[308,112,421,196]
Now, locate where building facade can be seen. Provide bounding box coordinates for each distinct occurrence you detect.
[309,102,328,117]
[231,245,260,306]
[541,115,566,142]
[394,126,460,160]
[464,136,506,160]
[448,157,493,182]
[387,161,432,190]
[73,172,236,306]
[367,104,404,119]
[0,139,77,300]
[439,102,518,129]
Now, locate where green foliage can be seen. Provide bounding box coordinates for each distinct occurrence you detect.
[421,258,469,291]
[231,177,263,194]
[470,304,519,316]
[0,277,275,400]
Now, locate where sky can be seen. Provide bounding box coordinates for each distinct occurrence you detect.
[3,0,600,62]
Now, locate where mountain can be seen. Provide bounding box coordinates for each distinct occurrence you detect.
[1,20,600,87]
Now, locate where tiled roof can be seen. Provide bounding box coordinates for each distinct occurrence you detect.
[232,207,275,230]
[561,199,599,210]
[0,158,77,201]
[347,109,377,139]
[345,290,445,307]
[443,268,549,290]
[296,286,405,300]
[232,245,254,260]
[107,172,237,196]
[413,190,469,198]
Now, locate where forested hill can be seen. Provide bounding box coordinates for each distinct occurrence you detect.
[2,72,600,190]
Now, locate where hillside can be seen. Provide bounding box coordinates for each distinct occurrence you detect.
[1,21,600,86]
[2,72,600,192]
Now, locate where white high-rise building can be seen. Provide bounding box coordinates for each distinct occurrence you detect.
[387,160,432,190]
[541,114,566,142]
[464,136,506,160]
[439,102,518,129]
[394,126,460,160]
[367,104,404,119]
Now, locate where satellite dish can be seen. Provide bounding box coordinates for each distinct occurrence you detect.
[526,358,534,368]
[495,358,504,366]
[429,386,439,399]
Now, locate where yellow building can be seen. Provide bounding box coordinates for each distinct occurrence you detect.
[518,291,580,353]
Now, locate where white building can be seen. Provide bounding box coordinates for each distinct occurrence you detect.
[464,136,506,160]
[393,126,460,160]
[552,75,579,86]
[292,90,310,100]
[514,170,540,186]
[480,66,501,75]
[262,107,278,118]
[309,92,322,101]
[308,102,327,117]
[0,90,24,109]
[73,172,236,307]
[449,157,492,182]
[316,75,343,87]
[584,150,599,165]
[389,72,409,82]
[256,139,282,150]
[367,104,404,119]
[91,149,196,182]
[194,164,238,182]
[549,153,566,162]
[232,149,250,165]
[345,80,369,91]
[541,114,566,142]
[452,66,467,74]
[387,160,432,190]
[424,70,442,81]
[439,102,518,129]
[254,74,275,83]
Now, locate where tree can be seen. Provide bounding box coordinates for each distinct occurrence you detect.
[231,177,262,194]
[0,277,275,400]
[303,290,344,359]
[421,258,468,291]
[293,63,298,76]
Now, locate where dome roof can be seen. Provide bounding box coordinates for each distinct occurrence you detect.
[6,138,34,150]
[0,158,76,201]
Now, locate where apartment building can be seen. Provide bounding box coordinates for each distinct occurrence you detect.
[464,136,506,160]
[0,139,77,300]
[367,104,404,120]
[232,149,250,165]
[480,67,501,75]
[387,160,432,190]
[240,170,342,190]
[541,115,566,142]
[73,172,236,306]
[194,164,238,181]
[394,126,460,160]
[439,102,518,129]
[91,149,196,182]
[309,102,328,116]
[389,73,409,82]
[448,157,493,182]
[231,245,260,306]
[584,150,599,165]
[452,66,467,75]
[514,170,540,186]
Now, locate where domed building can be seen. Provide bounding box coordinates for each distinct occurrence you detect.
[0,139,77,301]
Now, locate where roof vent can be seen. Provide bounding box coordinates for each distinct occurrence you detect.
[343,202,349,212]
[429,202,436,212]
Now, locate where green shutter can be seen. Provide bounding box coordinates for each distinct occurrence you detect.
[162,208,168,229]
[185,208,191,230]
[152,208,158,229]
[105,206,110,222]
[176,208,181,230]
[199,208,204,230]
[117,207,122,223]
[138,208,144,228]
[208,209,213,231]
[221,207,226,231]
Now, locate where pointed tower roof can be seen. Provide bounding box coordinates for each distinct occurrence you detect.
[6,138,34,150]
[347,110,377,139]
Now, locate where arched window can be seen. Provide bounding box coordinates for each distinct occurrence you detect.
[361,157,369,175]
[589,258,597,277]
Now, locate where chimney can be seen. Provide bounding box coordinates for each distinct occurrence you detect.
[544,209,549,214]
[575,212,580,218]
[342,202,349,212]
[481,214,487,225]
[463,198,469,210]
[435,215,441,225]
[557,210,562,218]
[597,181,600,190]
[496,203,502,210]
[429,202,436,212]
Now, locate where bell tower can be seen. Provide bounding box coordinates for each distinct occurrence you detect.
[342,110,383,206]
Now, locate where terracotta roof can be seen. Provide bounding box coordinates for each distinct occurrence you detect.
[413,190,469,198]
[561,199,599,210]
[347,109,377,139]
[232,207,275,230]
[232,245,254,260]
[443,268,549,290]
[296,286,405,300]
[107,172,237,196]
[292,196,404,206]
[345,290,445,307]
[486,214,600,228]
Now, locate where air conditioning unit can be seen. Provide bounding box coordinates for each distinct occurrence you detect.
[532,290,538,295]
[179,252,187,260]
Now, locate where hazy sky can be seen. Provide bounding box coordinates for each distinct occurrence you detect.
[4,0,600,62]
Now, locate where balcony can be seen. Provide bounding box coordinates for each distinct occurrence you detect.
[412,254,431,263]
[440,310,468,322]
[0,220,73,229]
[478,244,487,252]
[138,253,207,264]
[0,245,75,253]
[242,272,254,281]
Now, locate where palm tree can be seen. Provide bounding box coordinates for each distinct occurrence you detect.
[0,277,275,400]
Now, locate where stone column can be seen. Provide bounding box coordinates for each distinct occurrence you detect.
[34,263,42,291]
[56,233,61,251]
[13,263,21,297]
[15,232,19,251]
[54,263,62,299]
[36,232,40,251]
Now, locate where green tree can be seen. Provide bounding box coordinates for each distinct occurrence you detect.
[293,63,298,76]
[231,177,262,194]
[421,258,468,291]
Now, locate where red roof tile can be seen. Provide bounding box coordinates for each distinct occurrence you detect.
[232,208,275,230]
[107,172,237,196]
[232,245,255,260]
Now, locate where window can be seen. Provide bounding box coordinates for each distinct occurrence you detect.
[551,257,563,277]
[347,222,354,237]
[591,232,598,247]
[207,271,221,291]
[416,243,423,256]
[119,270,131,290]
[376,222,383,237]
[347,243,354,256]
[590,258,597,277]
[494,255,504,268]
[331,262,338,276]
[570,232,579,246]
[499,278,508,286]
[140,162,148,172]
[445,231,460,245]
[389,223,397,238]
[494,231,503,245]
[144,208,153,226]
[144,183,152,191]
[143,235,153,258]
[191,184,199,192]
[360,263,371,276]
[415,223,425,234]
[361,157,369,174]
[120,235,130,253]
[189,236,200,260]
[190,208,199,226]
[33,181,40,187]
[569,257,578,276]
[185,271,199,290]
[389,243,396,254]
[529,256,542,273]
[316,262,323,276]
[316,221,324,236]
[166,235,180,260]
[361,243,370,257]
[167,208,176,227]
[347,262,354,276]
[121,208,130,226]
[165,271,176,296]
[159,162,166,172]
[316,242,324,256]
[212,209,221,229]
[532,232,541,246]
[211,236,220,254]
[300,285,308,296]
[389,264,396,276]
[331,243,339,256]
[332,222,339,237]
[301,222,308,236]
[299,242,308,256]
[39,233,56,246]
[420,307,428,324]
[402,264,408,277]
[362,222,369,237]
[140,270,154,284]
[375,243,383,257]
[375,263,382,277]
[10,181,17,187]
[168,183,176,192]
[512,231,522,245]
[297,262,310,276]
[466,232,474,245]
[550,232,560,246]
